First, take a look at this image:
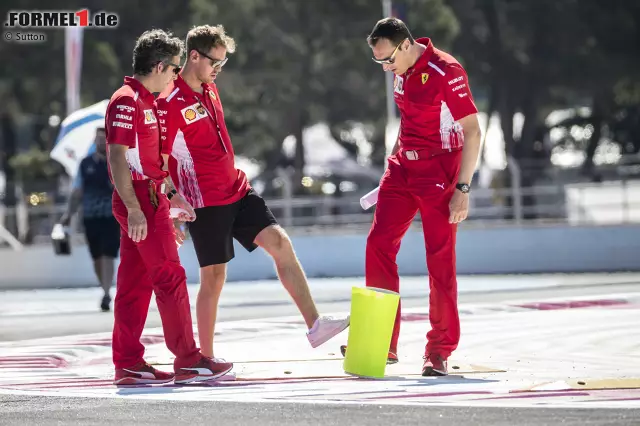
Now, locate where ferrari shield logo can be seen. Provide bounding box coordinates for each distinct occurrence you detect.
[143,109,157,124]
[393,75,404,94]
[421,73,429,84]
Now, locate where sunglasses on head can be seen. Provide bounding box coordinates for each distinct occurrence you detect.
[372,39,406,65]
[197,49,229,69]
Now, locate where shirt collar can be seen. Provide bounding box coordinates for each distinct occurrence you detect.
[174,74,213,98]
[123,76,155,103]
[407,37,434,73]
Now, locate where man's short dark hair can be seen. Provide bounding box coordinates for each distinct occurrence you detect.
[367,17,415,47]
[132,29,184,76]
[186,25,236,56]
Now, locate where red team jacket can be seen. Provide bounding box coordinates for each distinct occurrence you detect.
[155,75,249,208]
[394,38,478,153]
[104,77,168,183]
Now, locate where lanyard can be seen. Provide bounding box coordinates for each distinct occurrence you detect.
[193,93,228,153]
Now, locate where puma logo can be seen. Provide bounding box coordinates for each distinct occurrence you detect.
[436,183,445,190]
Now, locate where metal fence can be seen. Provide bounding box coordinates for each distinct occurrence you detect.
[2,175,640,251]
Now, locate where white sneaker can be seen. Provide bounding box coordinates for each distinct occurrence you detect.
[307,316,350,348]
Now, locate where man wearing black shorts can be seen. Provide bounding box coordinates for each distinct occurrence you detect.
[156,25,350,368]
[61,127,119,311]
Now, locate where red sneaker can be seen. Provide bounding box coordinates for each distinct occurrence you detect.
[340,345,399,365]
[174,356,234,384]
[422,353,448,376]
[114,361,174,385]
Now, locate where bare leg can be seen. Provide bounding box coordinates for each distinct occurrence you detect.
[92,259,103,289]
[99,256,115,295]
[196,264,227,358]
[255,225,319,329]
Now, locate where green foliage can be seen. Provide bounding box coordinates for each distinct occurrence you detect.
[449,0,640,161]
[1,0,639,184]
[8,146,63,182]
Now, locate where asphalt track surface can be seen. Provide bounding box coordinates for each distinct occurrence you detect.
[1,274,640,425]
[1,394,637,426]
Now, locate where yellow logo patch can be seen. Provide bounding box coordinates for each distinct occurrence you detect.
[184,109,196,121]
[421,73,429,84]
[143,109,157,124]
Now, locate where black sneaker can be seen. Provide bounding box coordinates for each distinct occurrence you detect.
[101,294,111,312]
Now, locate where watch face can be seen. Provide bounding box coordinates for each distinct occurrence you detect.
[457,183,470,193]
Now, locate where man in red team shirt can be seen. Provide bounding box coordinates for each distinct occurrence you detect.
[343,18,482,376]
[105,29,233,385]
[156,25,350,365]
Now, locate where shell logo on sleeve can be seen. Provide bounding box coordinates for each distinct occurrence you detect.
[184,109,196,120]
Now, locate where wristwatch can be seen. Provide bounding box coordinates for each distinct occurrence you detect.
[455,183,470,194]
[167,189,177,200]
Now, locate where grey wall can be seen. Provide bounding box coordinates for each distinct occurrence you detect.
[1,224,638,290]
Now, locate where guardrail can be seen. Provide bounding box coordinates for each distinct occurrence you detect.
[1,177,640,248]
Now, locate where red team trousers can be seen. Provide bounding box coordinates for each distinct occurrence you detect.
[111,180,200,370]
[366,148,462,359]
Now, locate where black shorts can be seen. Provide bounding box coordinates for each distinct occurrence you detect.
[83,216,120,259]
[187,189,278,267]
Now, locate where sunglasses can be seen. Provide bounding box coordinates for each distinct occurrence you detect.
[197,50,229,69]
[161,60,181,75]
[372,39,406,65]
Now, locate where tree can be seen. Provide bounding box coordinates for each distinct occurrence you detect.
[1,0,459,196]
[186,0,458,192]
[448,0,640,216]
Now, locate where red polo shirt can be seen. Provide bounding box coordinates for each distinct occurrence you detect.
[393,38,478,153]
[104,76,167,182]
[155,75,249,208]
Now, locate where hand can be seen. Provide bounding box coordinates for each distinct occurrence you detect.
[448,190,469,224]
[59,214,70,227]
[127,208,147,242]
[173,218,186,245]
[170,193,196,222]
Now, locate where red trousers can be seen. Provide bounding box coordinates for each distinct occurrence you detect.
[366,149,462,359]
[112,180,200,370]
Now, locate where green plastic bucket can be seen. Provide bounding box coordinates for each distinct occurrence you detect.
[343,286,400,378]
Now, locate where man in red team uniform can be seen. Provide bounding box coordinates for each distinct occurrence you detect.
[343,18,482,376]
[106,29,233,385]
[156,25,350,366]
